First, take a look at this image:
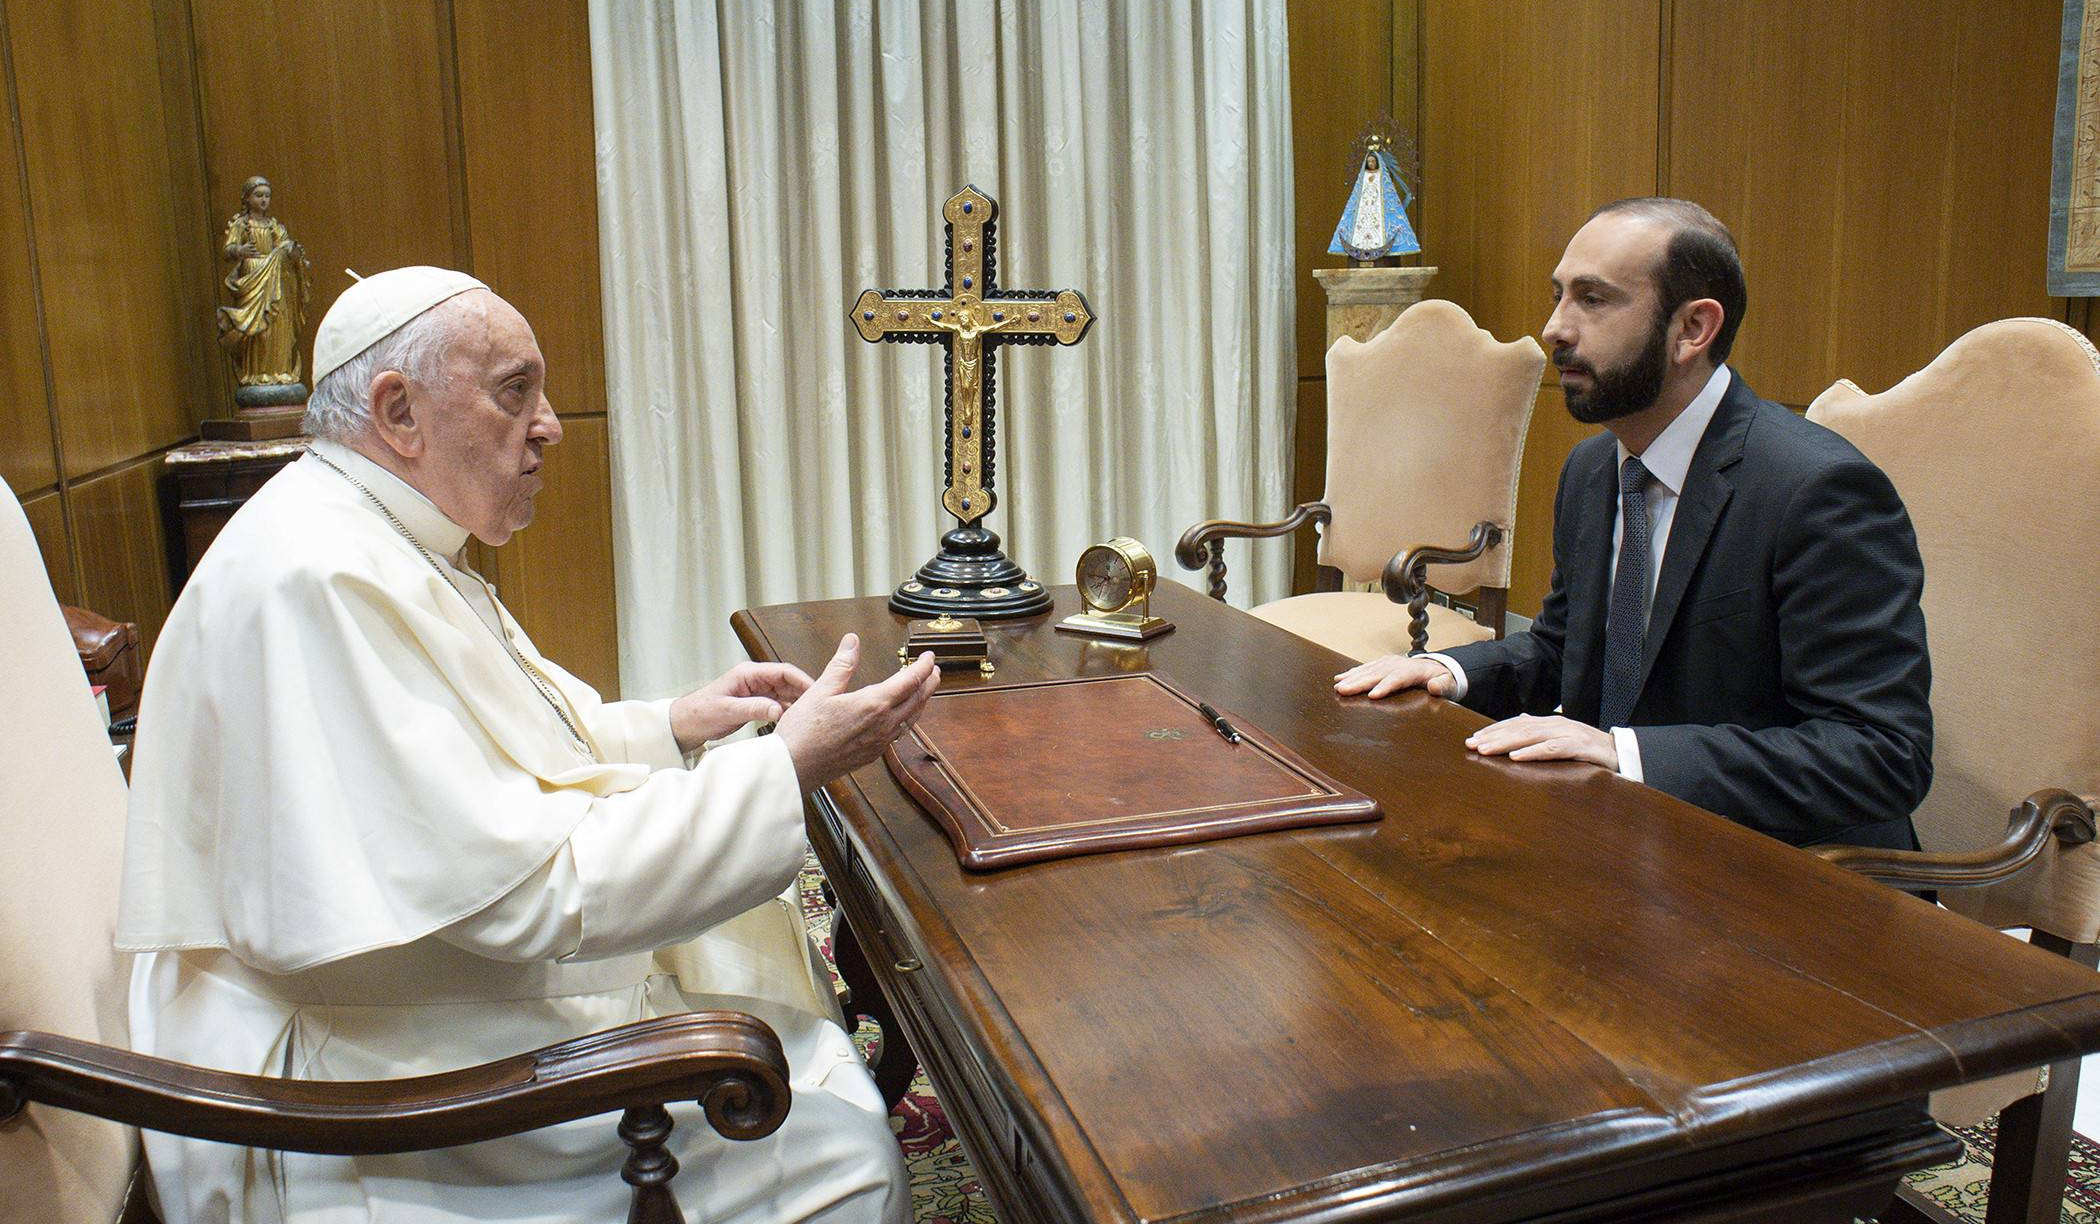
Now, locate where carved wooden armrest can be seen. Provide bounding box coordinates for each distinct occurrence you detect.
[1813,789,2099,890]
[1379,521,1506,654]
[1174,502,1331,601]
[0,1009,788,1156]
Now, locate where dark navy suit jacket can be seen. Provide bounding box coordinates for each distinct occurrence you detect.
[1441,371,1932,850]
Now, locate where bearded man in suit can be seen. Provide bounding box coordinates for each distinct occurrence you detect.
[1337,197,1932,850]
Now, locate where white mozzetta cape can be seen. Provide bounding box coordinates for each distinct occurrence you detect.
[119,444,808,973]
[117,444,904,1222]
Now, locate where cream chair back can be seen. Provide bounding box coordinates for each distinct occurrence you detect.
[1809,318,2100,941]
[0,483,138,1222]
[1319,299,1545,590]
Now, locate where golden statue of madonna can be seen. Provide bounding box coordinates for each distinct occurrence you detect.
[217,175,311,409]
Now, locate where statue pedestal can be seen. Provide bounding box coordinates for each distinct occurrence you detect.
[201,408,305,442]
[1311,265,1439,347]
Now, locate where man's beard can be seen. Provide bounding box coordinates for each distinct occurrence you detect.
[1555,309,1670,424]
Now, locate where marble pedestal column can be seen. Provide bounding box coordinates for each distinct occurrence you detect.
[1310,265,1438,347]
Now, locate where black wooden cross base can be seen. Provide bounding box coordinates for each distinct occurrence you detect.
[890,525,1052,620]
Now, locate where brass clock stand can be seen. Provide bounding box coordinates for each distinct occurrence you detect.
[1058,537,1174,641]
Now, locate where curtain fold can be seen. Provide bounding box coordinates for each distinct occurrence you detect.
[591,0,1294,698]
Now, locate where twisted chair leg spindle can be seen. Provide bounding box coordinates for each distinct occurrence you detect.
[1205,540,1227,602]
[1408,579,1432,655]
[621,1104,685,1224]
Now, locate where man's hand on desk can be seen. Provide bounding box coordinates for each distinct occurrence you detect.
[775,633,942,792]
[1464,714,1618,770]
[671,661,816,753]
[1334,653,1458,699]
[1335,656,1618,770]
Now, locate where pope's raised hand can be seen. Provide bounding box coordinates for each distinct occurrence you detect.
[774,634,942,792]
[670,661,816,754]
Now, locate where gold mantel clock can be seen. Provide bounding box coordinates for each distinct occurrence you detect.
[1058,537,1173,641]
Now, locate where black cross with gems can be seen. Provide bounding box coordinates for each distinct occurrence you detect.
[852,185,1094,619]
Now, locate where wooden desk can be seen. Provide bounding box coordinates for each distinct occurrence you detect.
[734,582,2100,1224]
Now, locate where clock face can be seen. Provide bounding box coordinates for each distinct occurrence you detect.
[1078,545,1134,613]
[1077,538,1154,614]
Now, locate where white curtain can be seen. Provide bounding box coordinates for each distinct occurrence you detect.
[590,0,1295,699]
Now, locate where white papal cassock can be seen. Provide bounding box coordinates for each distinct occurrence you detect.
[117,439,905,1223]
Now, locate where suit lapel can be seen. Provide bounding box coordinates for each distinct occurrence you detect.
[1562,439,1617,720]
[1636,375,1754,691]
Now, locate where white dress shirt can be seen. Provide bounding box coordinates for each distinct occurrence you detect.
[1425,364,1733,783]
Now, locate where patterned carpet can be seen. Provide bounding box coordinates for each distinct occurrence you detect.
[797,855,2100,1223]
[1887,1122,2100,1223]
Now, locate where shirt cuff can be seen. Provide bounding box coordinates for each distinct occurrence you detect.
[1612,726,1644,783]
[1417,652,1470,701]
[588,697,686,770]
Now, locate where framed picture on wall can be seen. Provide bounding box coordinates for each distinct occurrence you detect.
[2051,0,2100,295]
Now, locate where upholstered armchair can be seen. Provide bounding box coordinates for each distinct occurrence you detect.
[1805,317,2100,1224]
[1177,299,1545,660]
[0,484,790,1224]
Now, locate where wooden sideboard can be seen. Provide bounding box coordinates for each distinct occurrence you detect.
[161,436,307,593]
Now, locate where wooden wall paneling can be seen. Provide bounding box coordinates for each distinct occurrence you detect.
[1420,0,1661,618]
[152,0,227,422]
[8,0,203,478]
[20,488,76,607]
[452,0,616,694]
[486,414,619,698]
[0,8,56,495]
[70,454,174,656]
[1420,1,1661,355]
[1668,0,2063,405]
[1288,0,1394,379]
[189,0,463,338]
[1286,0,1395,591]
[451,0,607,422]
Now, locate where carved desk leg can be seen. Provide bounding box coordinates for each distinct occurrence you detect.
[831,910,920,1112]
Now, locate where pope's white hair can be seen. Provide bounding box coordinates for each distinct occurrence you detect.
[302,296,473,442]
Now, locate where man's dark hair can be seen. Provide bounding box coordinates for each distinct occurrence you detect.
[1591,197,1747,365]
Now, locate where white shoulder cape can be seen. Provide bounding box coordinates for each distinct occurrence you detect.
[119,455,663,973]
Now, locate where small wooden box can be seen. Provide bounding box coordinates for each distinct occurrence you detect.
[900,615,994,675]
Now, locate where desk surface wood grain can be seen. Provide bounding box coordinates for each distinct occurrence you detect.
[735,581,2100,1223]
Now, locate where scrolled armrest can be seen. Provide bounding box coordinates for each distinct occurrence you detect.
[1813,789,2099,891]
[1378,521,1506,654]
[1175,502,1331,601]
[0,1009,790,1155]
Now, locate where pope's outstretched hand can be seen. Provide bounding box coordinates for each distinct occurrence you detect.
[775,634,941,791]
[670,661,817,752]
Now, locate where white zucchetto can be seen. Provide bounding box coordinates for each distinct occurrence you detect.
[310,265,488,389]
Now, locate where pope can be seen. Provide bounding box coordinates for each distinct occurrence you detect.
[118,266,939,1223]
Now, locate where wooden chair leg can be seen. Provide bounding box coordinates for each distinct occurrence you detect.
[1981,932,2097,1224]
[620,1105,684,1224]
[831,911,919,1112]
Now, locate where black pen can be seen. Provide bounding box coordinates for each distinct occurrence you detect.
[1197,701,1242,745]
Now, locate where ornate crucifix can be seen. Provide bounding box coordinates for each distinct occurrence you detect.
[852,185,1094,619]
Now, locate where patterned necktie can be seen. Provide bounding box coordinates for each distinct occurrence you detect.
[1599,455,1652,731]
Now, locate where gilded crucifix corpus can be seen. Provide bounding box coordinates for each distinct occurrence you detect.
[851,185,1094,619]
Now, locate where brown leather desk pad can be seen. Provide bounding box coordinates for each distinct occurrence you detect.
[883,671,1380,869]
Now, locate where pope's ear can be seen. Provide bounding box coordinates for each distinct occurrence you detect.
[368,370,423,459]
